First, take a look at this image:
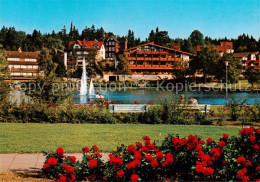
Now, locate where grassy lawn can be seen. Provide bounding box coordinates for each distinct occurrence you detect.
[0,123,242,153]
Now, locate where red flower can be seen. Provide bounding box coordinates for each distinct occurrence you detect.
[116,170,125,178]
[151,160,159,168]
[141,146,149,153]
[89,159,98,168]
[256,129,260,134]
[245,161,252,167]
[130,174,139,182]
[202,167,214,176]
[237,156,246,164]
[250,135,255,143]
[256,166,260,171]
[195,164,204,173]
[114,157,123,167]
[56,147,64,156]
[47,158,57,166]
[142,136,150,141]
[210,148,221,158]
[62,163,68,170]
[156,151,164,161]
[57,174,66,182]
[223,134,229,140]
[88,174,96,181]
[218,141,225,148]
[136,142,142,148]
[70,174,76,181]
[92,145,99,151]
[236,170,245,179]
[145,154,154,163]
[242,175,249,182]
[207,138,213,145]
[253,144,259,151]
[82,147,90,153]
[127,161,137,170]
[127,145,136,154]
[199,140,205,145]
[69,156,76,164]
[134,151,142,160]
[240,127,254,135]
[165,157,174,165]
[67,166,74,173]
[96,152,101,157]
[43,163,50,170]
[194,145,202,152]
[222,160,228,166]
[197,151,204,159]
[172,137,184,150]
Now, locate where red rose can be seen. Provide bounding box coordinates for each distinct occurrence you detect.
[256,166,260,171]
[245,161,252,167]
[56,147,64,156]
[89,159,98,168]
[151,160,158,168]
[43,163,50,170]
[134,151,142,160]
[207,138,213,145]
[145,140,150,147]
[199,140,205,145]
[141,146,149,153]
[223,134,229,140]
[69,156,76,164]
[62,163,68,170]
[47,158,57,166]
[195,164,203,173]
[172,137,184,150]
[194,145,202,152]
[130,174,139,182]
[88,174,96,181]
[127,161,136,170]
[116,170,125,178]
[253,144,260,151]
[82,147,90,153]
[197,151,204,159]
[67,166,74,173]
[222,160,228,166]
[145,154,154,163]
[127,145,136,154]
[114,157,123,167]
[218,141,225,148]
[236,170,245,179]
[242,175,249,182]
[156,151,164,161]
[240,127,254,135]
[70,174,76,181]
[202,167,214,176]
[165,157,174,165]
[142,136,150,141]
[96,152,101,157]
[134,160,140,166]
[92,145,99,151]
[136,142,142,148]
[250,135,255,143]
[237,156,246,164]
[256,129,260,134]
[57,174,66,182]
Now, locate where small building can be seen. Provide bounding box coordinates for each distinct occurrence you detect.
[104,35,119,59]
[6,49,40,81]
[233,52,260,72]
[197,42,234,56]
[64,40,105,73]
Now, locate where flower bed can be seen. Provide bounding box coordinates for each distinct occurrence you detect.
[42,127,260,181]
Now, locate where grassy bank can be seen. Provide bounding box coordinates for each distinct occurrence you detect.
[0,123,241,153]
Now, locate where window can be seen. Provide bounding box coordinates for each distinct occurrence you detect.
[25,58,37,62]
[7,58,20,61]
[109,42,111,45]
[112,47,115,51]
[112,41,115,45]
[109,53,111,57]
[109,47,111,51]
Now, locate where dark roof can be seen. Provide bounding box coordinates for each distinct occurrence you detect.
[6,51,39,59]
[233,52,259,58]
[125,42,193,55]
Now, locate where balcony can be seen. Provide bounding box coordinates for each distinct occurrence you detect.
[129,65,177,70]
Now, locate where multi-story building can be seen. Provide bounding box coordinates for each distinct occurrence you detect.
[103,42,192,81]
[197,42,234,56]
[234,52,260,72]
[104,35,119,59]
[64,40,105,73]
[6,49,40,81]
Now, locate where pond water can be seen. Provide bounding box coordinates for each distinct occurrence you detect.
[72,88,260,105]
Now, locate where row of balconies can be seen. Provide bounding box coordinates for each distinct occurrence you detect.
[136,51,169,55]
[128,57,182,61]
[129,65,180,69]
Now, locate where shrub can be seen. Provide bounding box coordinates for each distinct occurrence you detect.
[42,127,260,181]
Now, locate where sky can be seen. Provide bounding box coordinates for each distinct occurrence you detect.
[0,0,259,40]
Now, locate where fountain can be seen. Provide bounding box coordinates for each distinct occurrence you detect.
[89,79,95,95]
[80,58,88,95]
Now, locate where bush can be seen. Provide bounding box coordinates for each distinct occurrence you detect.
[42,127,260,181]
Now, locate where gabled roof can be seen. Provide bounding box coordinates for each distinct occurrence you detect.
[234,52,259,58]
[220,42,233,49]
[68,40,104,49]
[196,45,230,52]
[6,51,39,59]
[124,42,193,55]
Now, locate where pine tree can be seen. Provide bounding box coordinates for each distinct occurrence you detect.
[0,44,10,102]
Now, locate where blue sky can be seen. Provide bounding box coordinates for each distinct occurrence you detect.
[0,0,259,40]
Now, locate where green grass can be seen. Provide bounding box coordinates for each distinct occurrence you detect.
[0,123,241,153]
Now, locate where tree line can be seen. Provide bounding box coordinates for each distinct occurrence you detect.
[0,23,259,53]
